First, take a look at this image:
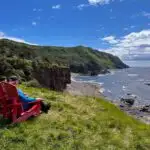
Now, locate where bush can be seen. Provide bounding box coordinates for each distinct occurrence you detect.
[25,79,41,88]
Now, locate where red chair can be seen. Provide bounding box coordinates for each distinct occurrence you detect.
[0,82,41,124]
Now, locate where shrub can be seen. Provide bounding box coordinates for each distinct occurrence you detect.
[25,79,41,88]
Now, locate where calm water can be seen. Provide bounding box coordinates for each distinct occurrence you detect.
[74,67,150,106]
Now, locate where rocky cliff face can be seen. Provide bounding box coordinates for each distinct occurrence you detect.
[32,67,71,91]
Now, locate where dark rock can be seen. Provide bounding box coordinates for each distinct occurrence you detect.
[120,104,125,108]
[127,93,132,96]
[32,67,71,91]
[101,69,110,74]
[90,69,110,76]
[90,71,99,76]
[120,98,135,106]
[145,83,150,86]
[140,105,150,112]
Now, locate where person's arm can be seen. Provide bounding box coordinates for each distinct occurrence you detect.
[17,89,36,103]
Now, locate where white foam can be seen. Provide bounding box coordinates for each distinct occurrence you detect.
[138,79,144,82]
[110,71,115,75]
[99,88,105,93]
[107,89,112,93]
[122,86,126,91]
[98,74,105,77]
[128,74,138,77]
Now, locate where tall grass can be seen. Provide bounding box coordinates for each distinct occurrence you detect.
[0,85,150,150]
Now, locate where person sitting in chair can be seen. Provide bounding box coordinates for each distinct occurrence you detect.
[8,76,51,113]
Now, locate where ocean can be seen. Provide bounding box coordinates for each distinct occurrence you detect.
[74,66,150,106]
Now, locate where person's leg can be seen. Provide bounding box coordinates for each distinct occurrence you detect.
[40,101,51,113]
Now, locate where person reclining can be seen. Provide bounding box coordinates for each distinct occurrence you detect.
[8,76,51,113]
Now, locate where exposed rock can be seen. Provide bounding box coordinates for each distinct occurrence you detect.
[120,98,135,106]
[102,69,110,74]
[90,70,99,76]
[145,83,150,86]
[90,69,110,76]
[32,67,71,91]
[127,93,132,96]
[140,105,150,112]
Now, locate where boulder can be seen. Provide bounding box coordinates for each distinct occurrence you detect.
[32,67,71,91]
[145,83,150,86]
[120,98,135,106]
[140,105,150,112]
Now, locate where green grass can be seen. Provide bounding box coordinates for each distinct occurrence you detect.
[0,85,150,150]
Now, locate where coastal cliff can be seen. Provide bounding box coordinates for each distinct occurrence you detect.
[0,39,128,90]
[32,67,71,91]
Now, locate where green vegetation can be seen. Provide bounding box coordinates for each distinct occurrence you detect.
[0,85,149,150]
[0,39,128,80]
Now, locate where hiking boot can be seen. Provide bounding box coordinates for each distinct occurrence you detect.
[42,103,51,113]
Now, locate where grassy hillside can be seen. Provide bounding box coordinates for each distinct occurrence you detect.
[0,85,150,150]
[0,39,128,78]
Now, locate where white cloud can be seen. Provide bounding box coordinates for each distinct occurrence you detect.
[142,11,150,19]
[77,4,89,10]
[123,27,128,31]
[77,0,120,10]
[88,0,113,5]
[33,8,37,11]
[99,30,150,60]
[0,31,5,37]
[102,36,119,44]
[123,25,136,31]
[130,25,135,28]
[38,9,43,12]
[0,31,37,45]
[32,21,37,26]
[52,4,61,9]
[33,8,43,12]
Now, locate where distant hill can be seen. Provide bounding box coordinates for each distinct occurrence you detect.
[0,39,128,79]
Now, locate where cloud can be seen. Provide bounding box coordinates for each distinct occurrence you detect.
[123,27,129,31]
[123,25,136,31]
[33,8,43,12]
[88,0,113,5]
[130,25,136,28]
[52,4,61,9]
[32,21,37,26]
[0,31,5,37]
[0,31,37,45]
[102,36,119,44]
[77,4,89,10]
[132,11,150,19]
[77,0,121,10]
[33,8,37,11]
[142,11,150,19]
[99,30,150,60]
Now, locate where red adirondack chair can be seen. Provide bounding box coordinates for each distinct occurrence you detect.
[0,82,41,124]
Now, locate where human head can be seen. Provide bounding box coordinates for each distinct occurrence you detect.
[8,76,19,86]
[0,76,7,82]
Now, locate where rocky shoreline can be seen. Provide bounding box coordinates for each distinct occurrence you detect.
[65,76,150,124]
[113,101,150,124]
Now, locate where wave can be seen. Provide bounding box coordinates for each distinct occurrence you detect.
[128,74,138,77]
[99,88,105,93]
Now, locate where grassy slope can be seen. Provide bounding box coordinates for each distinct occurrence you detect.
[0,85,150,150]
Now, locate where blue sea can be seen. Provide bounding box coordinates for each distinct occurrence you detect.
[74,63,150,106]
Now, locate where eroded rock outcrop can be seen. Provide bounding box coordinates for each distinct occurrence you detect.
[32,67,71,91]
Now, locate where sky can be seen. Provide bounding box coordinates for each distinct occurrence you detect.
[0,0,150,62]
